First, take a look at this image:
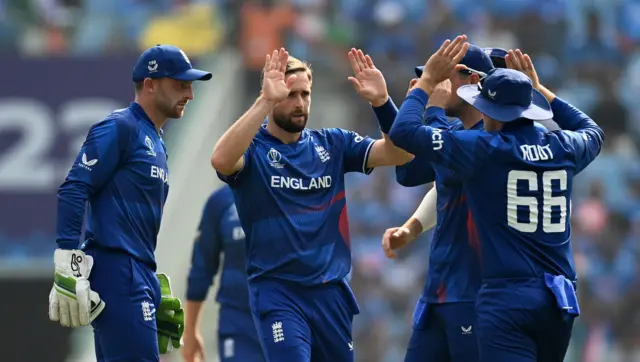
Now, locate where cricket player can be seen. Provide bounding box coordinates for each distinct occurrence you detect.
[50,45,212,361]
[210,48,412,361]
[352,44,496,361]
[388,35,604,361]
[183,185,264,362]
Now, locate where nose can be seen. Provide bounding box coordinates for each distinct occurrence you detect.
[185,84,194,100]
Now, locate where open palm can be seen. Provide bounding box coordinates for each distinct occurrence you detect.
[348,48,388,106]
[505,49,541,90]
[262,48,296,103]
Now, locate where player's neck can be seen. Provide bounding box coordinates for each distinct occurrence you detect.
[134,98,168,134]
[458,107,483,130]
[265,122,302,144]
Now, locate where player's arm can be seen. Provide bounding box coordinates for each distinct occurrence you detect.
[371,98,434,182]
[382,184,438,258]
[505,49,604,169]
[366,134,414,168]
[346,48,413,168]
[211,48,291,176]
[183,194,226,361]
[388,88,496,177]
[51,117,132,327]
[550,97,605,173]
[210,96,272,176]
[394,105,460,186]
[57,118,132,249]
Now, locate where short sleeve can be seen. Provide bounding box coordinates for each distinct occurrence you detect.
[328,128,376,174]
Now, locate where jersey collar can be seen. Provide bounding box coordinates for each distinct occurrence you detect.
[129,102,163,135]
[470,119,484,130]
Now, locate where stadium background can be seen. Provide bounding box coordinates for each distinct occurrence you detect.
[2,0,640,361]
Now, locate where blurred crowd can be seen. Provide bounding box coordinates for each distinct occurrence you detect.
[4,0,640,361]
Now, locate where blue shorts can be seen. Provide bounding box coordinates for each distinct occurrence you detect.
[248,278,359,362]
[404,301,479,362]
[218,305,264,361]
[476,279,575,362]
[87,248,161,362]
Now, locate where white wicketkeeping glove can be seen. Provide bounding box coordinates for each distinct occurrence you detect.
[49,249,105,327]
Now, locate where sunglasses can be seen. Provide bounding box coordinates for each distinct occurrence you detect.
[459,68,487,79]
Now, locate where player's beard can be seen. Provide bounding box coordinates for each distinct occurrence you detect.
[155,90,186,119]
[273,110,308,133]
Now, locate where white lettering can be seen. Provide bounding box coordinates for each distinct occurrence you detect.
[150,165,169,183]
[520,144,553,162]
[270,175,332,190]
[432,129,443,150]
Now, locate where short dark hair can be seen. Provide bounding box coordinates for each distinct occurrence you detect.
[260,55,313,86]
[134,81,144,92]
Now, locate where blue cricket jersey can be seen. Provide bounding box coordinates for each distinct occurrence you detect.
[186,186,250,310]
[56,102,169,269]
[218,124,375,285]
[389,89,604,281]
[374,101,482,303]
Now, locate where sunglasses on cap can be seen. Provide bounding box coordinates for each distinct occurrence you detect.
[459,67,487,79]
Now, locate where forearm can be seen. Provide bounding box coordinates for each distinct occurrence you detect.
[389,89,432,156]
[184,300,204,336]
[211,96,274,174]
[372,97,397,134]
[55,182,90,250]
[400,217,425,245]
[412,185,438,232]
[550,97,598,132]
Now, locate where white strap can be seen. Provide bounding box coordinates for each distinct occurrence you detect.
[411,184,438,233]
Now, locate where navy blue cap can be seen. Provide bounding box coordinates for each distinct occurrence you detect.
[414,44,495,78]
[132,45,212,82]
[484,47,508,68]
[456,68,552,123]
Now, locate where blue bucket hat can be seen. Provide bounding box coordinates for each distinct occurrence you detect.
[456,68,552,122]
[132,45,212,82]
[483,47,508,68]
[414,44,494,78]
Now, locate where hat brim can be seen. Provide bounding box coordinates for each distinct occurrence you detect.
[170,68,212,81]
[456,85,552,122]
[415,66,424,78]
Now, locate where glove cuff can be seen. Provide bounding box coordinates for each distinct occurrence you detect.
[54,249,91,279]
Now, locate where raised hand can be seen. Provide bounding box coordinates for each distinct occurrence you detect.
[426,79,453,108]
[505,49,541,90]
[505,49,557,102]
[418,35,470,94]
[261,48,296,104]
[347,48,389,107]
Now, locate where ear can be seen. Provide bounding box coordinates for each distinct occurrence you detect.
[143,78,155,93]
[469,73,481,85]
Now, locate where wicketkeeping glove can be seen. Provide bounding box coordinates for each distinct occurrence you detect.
[49,249,105,327]
[156,273,184,354]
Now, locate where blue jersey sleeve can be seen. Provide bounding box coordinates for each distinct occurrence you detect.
[371,97,399,133]
[328,128,376,174]
[186,191,231,301]
[56,118,134,250]
[394,107,452,186]
[550,97,605,174]
[217,143,255,186]
[395,158,436,187]
[389,88,497,179]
